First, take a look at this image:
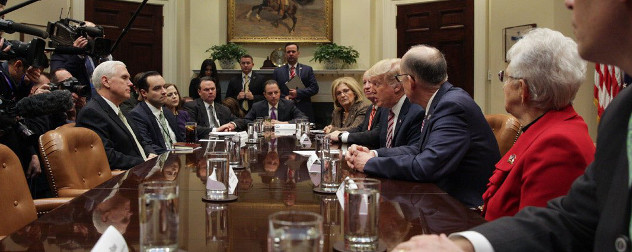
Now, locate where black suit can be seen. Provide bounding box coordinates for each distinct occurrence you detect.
[348,97,423,149]
[471,83,632,251]
[129,102,184,154]
[272,63,319,122]
[76,94,151,170]
[225,72,266,113]
[346,105,384,148]
[243,99,307,124]
[183,98,239,138]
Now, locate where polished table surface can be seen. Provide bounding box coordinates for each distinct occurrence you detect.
[0,136,485,251]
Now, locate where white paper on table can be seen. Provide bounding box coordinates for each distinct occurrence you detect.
[207,173,226,191]
[337,177,352,210]
[199,139,224,142]
[275,124,296,136]
[91,226,128,252]
[311,129,325,134]
[306,154,320,173]
[299,133,312,147]
[228,167,238,194]
[293,150,316,157]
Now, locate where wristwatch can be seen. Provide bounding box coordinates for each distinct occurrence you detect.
[337,132,343,140]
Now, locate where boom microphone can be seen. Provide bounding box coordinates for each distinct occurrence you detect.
[15,90,73,118]
[0,19,49,39]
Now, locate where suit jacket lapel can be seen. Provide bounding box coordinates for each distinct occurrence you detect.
[393,98,411,140]
[140,102,164,143]
[95,95,139,153]
[198,99,210,127]
[419,82,452,147]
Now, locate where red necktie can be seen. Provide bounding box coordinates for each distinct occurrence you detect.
[386,110,395,148]
[290,66,296,79]
[367,106,377,130]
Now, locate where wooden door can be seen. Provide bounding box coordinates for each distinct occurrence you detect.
[397,0,474,96]
[85,0,163,77]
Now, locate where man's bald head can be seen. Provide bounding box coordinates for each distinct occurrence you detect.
[401,45,448,86]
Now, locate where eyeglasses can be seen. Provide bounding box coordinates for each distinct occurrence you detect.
[166,92,179,98]
[335,88,352,97]
[498,70,522,82]
[394,74,412,83]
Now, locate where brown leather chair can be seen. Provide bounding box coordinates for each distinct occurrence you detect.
[56,122,76,129]
[39,127,113,197]
[0,144,71,237]
[485,114,522,157]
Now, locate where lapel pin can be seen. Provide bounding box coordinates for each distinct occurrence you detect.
[508,154,516,164]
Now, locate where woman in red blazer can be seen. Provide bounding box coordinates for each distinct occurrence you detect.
[482,28,596,221]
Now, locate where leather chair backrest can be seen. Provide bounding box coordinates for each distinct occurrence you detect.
[56,122,76,130]
[39,127,112,197]
[485,114,522,157]
[0,144,37,236]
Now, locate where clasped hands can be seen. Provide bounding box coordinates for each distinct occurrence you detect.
[285,89,298,100]
[344,144,375,172]
[237,90,253,100]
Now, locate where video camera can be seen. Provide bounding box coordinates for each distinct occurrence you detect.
[0,38,47,68]
[49,77,90,97]
[47,18,111,57]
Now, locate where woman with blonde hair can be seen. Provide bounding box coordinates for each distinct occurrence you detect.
[323,77,371,133]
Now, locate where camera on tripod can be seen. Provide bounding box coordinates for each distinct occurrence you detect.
[49,77,90,97]
[0,38,47,68]
[47,18,111,57]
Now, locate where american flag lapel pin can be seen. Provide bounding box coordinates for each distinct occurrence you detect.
[508,154,516,164]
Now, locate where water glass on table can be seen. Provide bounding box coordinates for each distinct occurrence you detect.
[319,157,341,193]
[205,152,230,200]
[344,178,381,250]
[268,211,324,252]
[139,181,179,252]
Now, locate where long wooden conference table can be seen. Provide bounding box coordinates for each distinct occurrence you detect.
[0,136,485,251]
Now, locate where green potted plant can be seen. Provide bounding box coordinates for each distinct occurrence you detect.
[206,43,247,69]
[311,43,360,69]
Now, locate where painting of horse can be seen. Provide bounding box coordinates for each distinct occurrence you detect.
[228,0,332,43]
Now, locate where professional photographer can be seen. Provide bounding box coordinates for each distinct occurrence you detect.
[50,20,112,100]
[51,68,88,122]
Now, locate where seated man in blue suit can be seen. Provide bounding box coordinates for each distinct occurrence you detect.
[129,71,184,154]
[240,80,308,127]
[183,77,239,136]
[341,59,424,150]
[347,46,500,208]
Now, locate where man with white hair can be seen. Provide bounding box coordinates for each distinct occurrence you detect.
[77,61,156,170]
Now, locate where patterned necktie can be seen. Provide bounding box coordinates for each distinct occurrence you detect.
[386,109,395,148]
[158,111,174,148]
[118,111,148,160]
[290,66,296,79]
[270,106,277,120]
[242,75,250,110]
[367,106,377,130]
[208,104,219,128]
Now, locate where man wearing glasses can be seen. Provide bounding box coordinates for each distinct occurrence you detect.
[346,45,499,208]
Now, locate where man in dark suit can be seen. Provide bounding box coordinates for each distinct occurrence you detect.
[328,72,383,147]
[183,77,239,137]
[129,71,183,155]
[240,80,307,127]
[273,43,319,122]
[394,1,632,251]
[76,61,156,170]
[225,55,265,114]
[347,49,499,208]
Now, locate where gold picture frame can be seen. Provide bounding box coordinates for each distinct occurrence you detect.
[228,0,333,43]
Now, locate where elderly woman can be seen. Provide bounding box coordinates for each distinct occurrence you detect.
[482,28,595,221]
[164,83,192,139]
[323,77,371,133]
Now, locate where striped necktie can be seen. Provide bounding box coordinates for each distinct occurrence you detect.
[367,106,377,130]
[386,109,395,148]
[270,106,277,120]
[158,111,174,148]
[290,66,296,79]
[242,75,250,110]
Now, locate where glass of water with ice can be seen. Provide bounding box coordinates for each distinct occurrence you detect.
[344,178,380,250]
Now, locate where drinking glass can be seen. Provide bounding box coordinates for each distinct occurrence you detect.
[139,181,179,252]
[225,136,242,168]
[268,211,324,252]
[205,152,230,200]
[185,122,197,143]
[205,204,229,251]
[247,122,257,143]
[319,157,341,193]
[256,117,265,135]
[344,178,380,250]
[314,134,329,160]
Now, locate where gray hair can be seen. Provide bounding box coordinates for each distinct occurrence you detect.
[366,58,402,89]
[92,61,127,89]
[401,45,448,85]
[507,28,586,110]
